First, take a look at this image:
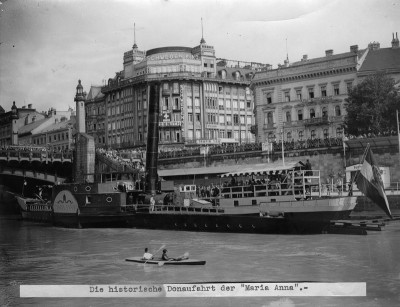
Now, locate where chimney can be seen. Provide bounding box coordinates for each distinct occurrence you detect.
[325,49,333,57]
[28,104,32,109]
[392,32,399,49]
[350,45,359,53]
[368,42,380,51]
[302,54,308,61]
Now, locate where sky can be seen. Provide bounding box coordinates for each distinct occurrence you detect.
[0,0,399,113]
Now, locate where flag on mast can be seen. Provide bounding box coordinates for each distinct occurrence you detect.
[355,144,392,218]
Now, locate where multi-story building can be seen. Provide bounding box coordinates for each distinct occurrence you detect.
[251,33,400,145]
[85,85,106,147]
[31,116,76,151]
[251,45,370,144]
[19,108,74,147]
[100,35,267,149]
[0,102,45,147]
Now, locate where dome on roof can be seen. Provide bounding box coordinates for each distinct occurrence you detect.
[76,80,83,90]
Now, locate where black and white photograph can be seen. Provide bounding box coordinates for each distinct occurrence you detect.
[0,0,399,306]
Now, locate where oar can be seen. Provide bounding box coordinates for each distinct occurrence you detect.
[158,252,189,266]
[144,244,166,265]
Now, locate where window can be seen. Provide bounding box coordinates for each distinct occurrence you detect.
[221,70,226,79]
[336,127,343,138]
[287,132,292,141]
[240,115,245,124]
[334,84,340,95]
[308,88,314,99]
[321,86,327,97]
[310,108,315,119]
[298,130,304,140]
[346,82,353,93]
[233,114,239,124]
[335,105,341,116]
[296,90,302,100]
[174,97,179,110]
[239,100,245,110]
[286,111,291,122]
[195,113,201,122]
[233,100,238,109]
[163,97,169,109]
[268,132,275,142]
[194,97,200,107]
[188,129,194,139]
[267,112,273,125]
[323,129,329,139]
[219,115,225,124]
[284,91,290,102]
[322,107,328,117]
[187,97,193,107]
[188,113,193,122]
[266,93,272,104]
[297,109,303,120]
[204,63,207,68]
[310,130,316,140]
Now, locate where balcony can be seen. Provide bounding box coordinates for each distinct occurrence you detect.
[263,123,275,130]
[303,116,329,126]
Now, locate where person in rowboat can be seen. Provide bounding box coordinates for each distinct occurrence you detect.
[142,248,153,260]
[161,249,189,261]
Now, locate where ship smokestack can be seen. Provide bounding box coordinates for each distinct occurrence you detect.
[145,83,160,195]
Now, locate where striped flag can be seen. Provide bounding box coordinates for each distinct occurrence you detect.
[355,144,392,218]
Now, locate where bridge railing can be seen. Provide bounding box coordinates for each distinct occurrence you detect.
[0,149,73,163]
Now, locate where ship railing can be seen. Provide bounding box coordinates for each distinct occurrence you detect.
[151,205,224,215]
[219,169,322,200]
[292,169,321,198]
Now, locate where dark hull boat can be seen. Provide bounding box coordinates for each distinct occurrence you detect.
[15,180,137,228]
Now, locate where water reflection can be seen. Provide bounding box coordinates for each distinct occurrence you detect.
[1,216,400,306]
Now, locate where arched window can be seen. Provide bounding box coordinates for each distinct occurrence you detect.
[234,71,240,80]
[298,130,304,140]
[286,111,291,122]
[221,70,226,79]
[323,129,329,139]
[322,107,328,117]
[267,112,273,124]
[310,108,315,118]
[297,109,303,120]
[311,130,316,140]
[287,132,292,141]
[335,105,341,116]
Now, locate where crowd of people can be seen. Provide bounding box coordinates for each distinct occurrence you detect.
[97,148,145,171]
[271,137,344,152]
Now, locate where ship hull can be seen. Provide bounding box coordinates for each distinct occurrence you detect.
[130,210,353,234]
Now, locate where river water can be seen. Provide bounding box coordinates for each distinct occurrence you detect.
[1,215,400,307]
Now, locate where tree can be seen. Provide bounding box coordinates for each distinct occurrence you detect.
[344,73,400,137]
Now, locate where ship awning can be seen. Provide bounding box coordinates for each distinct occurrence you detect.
[220,161,301,178]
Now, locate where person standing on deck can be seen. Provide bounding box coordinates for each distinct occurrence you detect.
[150,195,155,211]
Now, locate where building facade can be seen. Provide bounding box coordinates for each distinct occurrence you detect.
[251,45,369,144]
[100,37,267,149]
[85,85,106,147]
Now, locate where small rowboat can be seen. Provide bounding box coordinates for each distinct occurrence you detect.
[125,257,206,265]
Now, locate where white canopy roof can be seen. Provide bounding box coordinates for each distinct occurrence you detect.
[220,161,301,178]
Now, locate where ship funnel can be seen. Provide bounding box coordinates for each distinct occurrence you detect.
[145,83,160,195]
